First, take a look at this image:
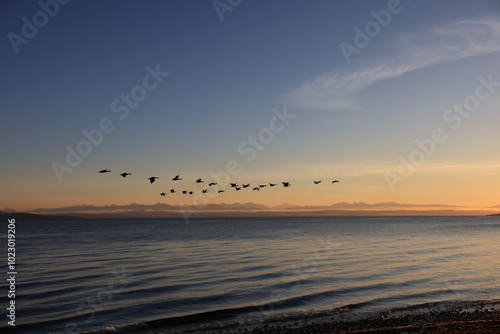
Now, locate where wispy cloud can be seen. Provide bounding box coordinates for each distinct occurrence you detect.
[406,161,500,175]
[278,17,500,111]
[241,162,393,180]
[241,160,500,181]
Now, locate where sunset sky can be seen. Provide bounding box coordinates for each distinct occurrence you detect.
[1,0,500,212]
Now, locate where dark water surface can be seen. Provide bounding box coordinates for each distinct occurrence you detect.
[2,216,499,333]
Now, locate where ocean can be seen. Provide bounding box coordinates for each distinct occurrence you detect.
[2,216,500,333]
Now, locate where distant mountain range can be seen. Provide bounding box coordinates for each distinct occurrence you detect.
[13,202,499,219]
[0,211,82,221]
[270,201,464,210]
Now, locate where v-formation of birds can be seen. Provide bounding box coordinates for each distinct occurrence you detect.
[98,170,339,196]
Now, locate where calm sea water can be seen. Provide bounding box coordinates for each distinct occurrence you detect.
[2,216,500,333]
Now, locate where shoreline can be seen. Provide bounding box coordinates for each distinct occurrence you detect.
[246,309,500,334]
[80,300,500,334]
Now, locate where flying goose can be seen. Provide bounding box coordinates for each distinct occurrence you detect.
[148,177,159,184]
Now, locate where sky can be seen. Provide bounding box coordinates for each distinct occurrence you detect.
[1,0,500,212]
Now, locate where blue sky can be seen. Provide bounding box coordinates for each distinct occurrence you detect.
[1,0,500,211]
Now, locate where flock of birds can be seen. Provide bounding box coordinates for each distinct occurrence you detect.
[98,169,339,196]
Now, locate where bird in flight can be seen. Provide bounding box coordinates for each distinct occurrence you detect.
[148,177,159,184]
[202,189,208,193]
[218,190,224,193]
[99,169,111,173]
[313,180,321,184]
[196,178,204,183]
[170,189,176,193]
[188,191,194,195]
[332,180,339,183]
[259,184,266,188]
[242,184,250,188]
[282,182,291,187]
[172,175,182,181]
[208,182,217,186]
[160,193,166,196]
[269,183,277,187]
[120,173,132,178]
[230,183,238,188]
[182,191,187,194]
[253,187,260,191]
[235,186,241,191]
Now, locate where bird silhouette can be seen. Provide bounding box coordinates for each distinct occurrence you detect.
[148,177,159,184]
[196,178,204,183]
[242,184,250,188]
[170,189,176,193]
[188,191,194,195]
[313,180,321,184]
[182,191,187,194]
[259,184,266,188]
[332,180,339,183]
[230,183,238,187]
[172,175,182,181]
[160,193,166,196]
[282,182,291,187]
[99,169,111,173]
[120,173,132,178]
[208,182,217,186]
[218,190,224,193]
[235,186,241,191]
[269,183,277,187]
[253,187,260,191]
[202,189,208,193]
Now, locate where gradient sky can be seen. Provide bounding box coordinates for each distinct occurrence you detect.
[1,0,500,212]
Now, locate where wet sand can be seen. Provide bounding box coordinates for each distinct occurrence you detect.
[82,301,500,333]
[102,307,499,334]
